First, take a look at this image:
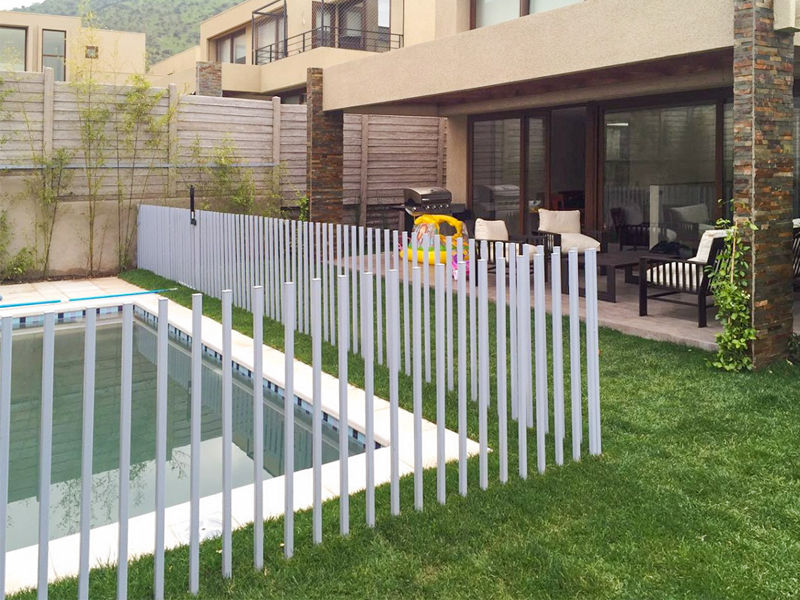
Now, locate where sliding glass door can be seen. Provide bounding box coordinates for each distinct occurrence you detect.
[472,118,521,233]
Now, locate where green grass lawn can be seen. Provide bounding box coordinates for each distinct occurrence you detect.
[13,269,800,599]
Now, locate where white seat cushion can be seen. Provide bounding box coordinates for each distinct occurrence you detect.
[474,218,509,241]
[690,229,727,265]
[539,209,581,234]
[646,262,703,292]
[793,218,800,229]
[670,203,709,224]
[559,232,601,253]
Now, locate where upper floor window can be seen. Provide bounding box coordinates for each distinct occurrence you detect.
[474,0,519,28]
[256,11,286,63]
[0,26,26,72]
[529,0,581,14]
[215,29,246,64]
[472,0,582,28]
[42,29,66,82]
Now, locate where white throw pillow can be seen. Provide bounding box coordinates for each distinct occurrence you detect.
[670,203,709,224]
[474,218,509,241]
[690,229,728,265]
[559,232,601,253]
[539,209,581,234]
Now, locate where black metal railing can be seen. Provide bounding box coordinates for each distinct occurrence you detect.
[254,26,402,65]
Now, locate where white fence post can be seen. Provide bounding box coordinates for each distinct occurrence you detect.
[337,274,350,536]
[469,238,477,402]
[586,249,602,456]
[495,248,508,484]
[221,291,233,579]
[551,249,565,466]
[118,305,133,599]
[0,317,10,600]
[37,313,55,600]
[422,233,431,383]
[283,282,296,558]
[434,263,446,504]
[445,236,454,392]
[534,250,547,475]
[478,258,489,491]
[412,266,423,511]
[508,243,517,422]
[457,260,467,497]
[189,295,202,594]
[402,232,411,376]
[516,253,530,480]
[362,272,376,527]
[78,308,96,600]
[569,249,582,461]
[154,299,169,599]
[388,269,400,516]
[253,286,265,565]
[312,279,323,543]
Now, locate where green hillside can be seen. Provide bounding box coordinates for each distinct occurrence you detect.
[19,0,241,64]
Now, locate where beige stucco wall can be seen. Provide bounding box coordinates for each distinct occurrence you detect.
[147,46,200,93]
[446,114,468,203]
[258,46,372,93]
[0,11,145,85]
[402,0,470,47]
[323,0,735,113]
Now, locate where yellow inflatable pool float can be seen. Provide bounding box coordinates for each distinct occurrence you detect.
[406,214,469,266]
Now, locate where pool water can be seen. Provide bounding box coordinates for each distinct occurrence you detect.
[5,318,362,552]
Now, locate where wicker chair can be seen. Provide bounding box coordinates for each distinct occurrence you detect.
[639,230,727,328]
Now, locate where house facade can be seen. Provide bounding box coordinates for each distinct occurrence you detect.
[0,10,146,84]
[148,0,408,101]
[306,0,796,366]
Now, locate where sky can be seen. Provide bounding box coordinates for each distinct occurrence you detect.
[0,0,38,10]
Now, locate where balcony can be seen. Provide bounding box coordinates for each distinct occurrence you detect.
[254,26,402,66]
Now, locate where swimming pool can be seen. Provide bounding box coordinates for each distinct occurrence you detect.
[5,313,363,553]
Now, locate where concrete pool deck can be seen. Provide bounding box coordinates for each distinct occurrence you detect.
[0,278,479,595]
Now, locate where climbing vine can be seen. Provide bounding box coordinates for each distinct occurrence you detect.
[708,207,758,372]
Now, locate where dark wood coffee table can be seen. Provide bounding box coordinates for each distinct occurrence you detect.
[560,250,652,302]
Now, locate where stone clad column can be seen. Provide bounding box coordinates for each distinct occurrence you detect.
[733,0,795,366]
[306,67,344,223]
[195,62,222,97]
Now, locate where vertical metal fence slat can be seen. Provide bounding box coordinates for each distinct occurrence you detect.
[253,287,265,567]
[422,233,431,383]
[551,249,565,466]
[221,291,233,578]
[495,249,508,484]
[445,236,454,392]
[586,249,602,456]
[304,221,310,334]
[457,261,467,497]
[388,269,400,516]
[351,226,359,354]
[434,263,446,504]
[337,274,350,536]
[78,308,96,600]
[402,232,411,376]
[322,223,330,343]
[383,229,391,365]
[37,313,55,600]
[0,317,10,600]
[478,258,489,490]
[468,238,477,402]
[312,279,323,543]
[376,231,384,367]
[509,243,517,422]
[362,272,376,527]
[283,282,296,558]
[516,253,529,480]
[154,299,168,600]
[330,223,337,347]
[189,295,202,595]
[568,249,582,461]
[118,305,133,600]
[412,266,423,511]
[534,251,547,475]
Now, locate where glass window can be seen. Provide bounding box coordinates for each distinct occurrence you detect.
[475,0,520,28]
[604,104,717,249]
[42,29,66,81]
[256,15,285,62]
[233,32,246,64]
[0,26,26,72]
[529,0,582,15]
[378,0,390,28]
[472,119,521,234]
[216,36,232,63]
